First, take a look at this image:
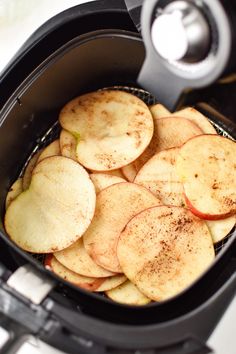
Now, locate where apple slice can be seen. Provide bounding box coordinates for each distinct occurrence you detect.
[135,147,185,207]
[60,129,77,161]
[106,280,151,305]
[59,90,154,171]
[121,163,138,182]
[206,216,235,244]
[5,156,96,253]
[149,103,171,118]
[172,107,216,134]
[37,140,61,164]
[5,178,23,209]
[134,117,202,171]
[54,238,114,278]
[117,206,215,301]
[90,173,126,194]
[102,169,125,179]
[95,274,127,292]
[176,135,236,219]
[83,182,161,273]
[45,255,104,291]
[22,150,41,190]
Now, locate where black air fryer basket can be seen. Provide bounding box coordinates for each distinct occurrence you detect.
[0,1,235,353]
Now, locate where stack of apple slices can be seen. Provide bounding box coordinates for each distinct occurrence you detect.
[4,90,236,305]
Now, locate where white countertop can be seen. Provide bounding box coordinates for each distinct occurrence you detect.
[0,1,235,353]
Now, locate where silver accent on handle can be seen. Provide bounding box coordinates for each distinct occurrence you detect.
[7,264,54,305]
[151,0,211,62]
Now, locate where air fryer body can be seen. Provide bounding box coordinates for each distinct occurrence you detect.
[0,1,235,353]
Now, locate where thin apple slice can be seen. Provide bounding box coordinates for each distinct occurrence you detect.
[176,135,236,219]
[206,216,235,244]
[60,129,77,161]
[5,178,23,209]
[172,107,216,134]
[22,150,41,190]
[54,238,114,278]
[106,280,151,305]
[135,117,202,171]
[90,173,126,194]
[59,90,154,171]
[149,103,171,118]
[5,156,96,253]
[83,182,161,273]
[121,163,137,182]
[95,275,127,292]
[45,255,104,291]
[37,140,61,164]
[135,147,185,206]
[117,206,215,301]
[103,169,125,179]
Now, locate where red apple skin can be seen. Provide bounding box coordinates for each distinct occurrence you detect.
[44,255,105,291]
[184,193,235,221]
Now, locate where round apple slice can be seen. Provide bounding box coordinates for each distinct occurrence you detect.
[90,173,126,194]
[54,238,114,278]
[45,255,104,291]
[106,280,151,305]
[83,182,161,273]
[37,139,61,164]
[117,206,215,301]
[135,147,185,207]
[95,275,127,292]
[134,117,202,171]
[60,129,77,161]
[172,107,216,134]
[22,150,41,190]
[5,156,96,253]
[206,216,235,244]
[149,103,171,118]
[59,90,154,171]
[176,135,236,219]
[5,178,23,209]
[121,163,137,182]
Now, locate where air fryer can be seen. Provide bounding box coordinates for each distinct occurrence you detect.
[0,1,235,353]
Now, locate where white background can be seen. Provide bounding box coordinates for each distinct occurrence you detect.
[0,1,235,353]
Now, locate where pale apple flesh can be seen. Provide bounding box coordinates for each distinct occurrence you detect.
[83,182,161,273]
[106,280,151,305]
[59,90,154,171]
[5,178,23,209]
[176,135,236,219]
[5,156,96,253]
[117,206,215,301]
[90,173,126,194]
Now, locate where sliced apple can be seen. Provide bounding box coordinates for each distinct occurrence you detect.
[149,103,171,118]
[172,107,216,134]
[135,147,185,207]
[90,173,126,194]
[59,90,154,171]
[5,178,23,209]
[176,135,236,219]
[83,182,161,273]
[135,117,202,171]
[102,169,125,179]
[5,156,96,253]
[121,163,137,182]
[60,129,77,161]
[95,274,127,292]
[106,280,151,305]
[54,238,114,278]
[45,255,104,291]
[22,150,41,190]
[117,206,215,301]
[206,216,235,244]
[37,140,61,164]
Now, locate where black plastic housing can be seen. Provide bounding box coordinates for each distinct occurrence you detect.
[0,1,235,353]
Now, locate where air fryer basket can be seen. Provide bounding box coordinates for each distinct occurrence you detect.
[0,1,235,353]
